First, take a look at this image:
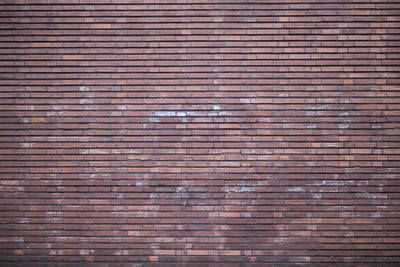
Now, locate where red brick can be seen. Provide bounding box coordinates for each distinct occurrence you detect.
[0,0,399,265]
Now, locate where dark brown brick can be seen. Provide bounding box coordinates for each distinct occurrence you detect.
[0,0,399,265]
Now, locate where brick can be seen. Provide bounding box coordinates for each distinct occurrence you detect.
[0,0,399,265]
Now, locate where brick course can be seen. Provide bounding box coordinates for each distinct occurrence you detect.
[0,0,400,265]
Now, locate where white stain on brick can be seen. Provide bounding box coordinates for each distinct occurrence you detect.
[287,187,305,192]
[212,105,221,110]
[79,99,93,104]
[240,98,251,104]
[51,105,69,111]
[239,186,252,193]
[152,111,187,117]
[79,86,90,92]
[311,104,330,110]
[177,112,186,117]
[359,193,387,199]
[149,117,160,123]
[19,218,29,223]
[154,111,177,117]
[224,186,253,193]
[47,111,62,117]
[79,250,92,255]
[149,193,159,199]
[20,143,33,148]
[117,105,128,110]
[217,111,234,116]
[114,250,130,255]
[111,111,122,116]
[176,186,186,192]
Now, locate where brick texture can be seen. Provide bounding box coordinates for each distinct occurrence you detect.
[1,0,400,266]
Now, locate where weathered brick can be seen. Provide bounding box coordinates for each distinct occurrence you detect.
[0,0,399,265]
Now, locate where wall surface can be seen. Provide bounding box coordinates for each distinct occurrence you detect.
[1,0,400,266]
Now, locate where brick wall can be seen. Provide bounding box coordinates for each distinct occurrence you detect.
[1,0,400,265]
